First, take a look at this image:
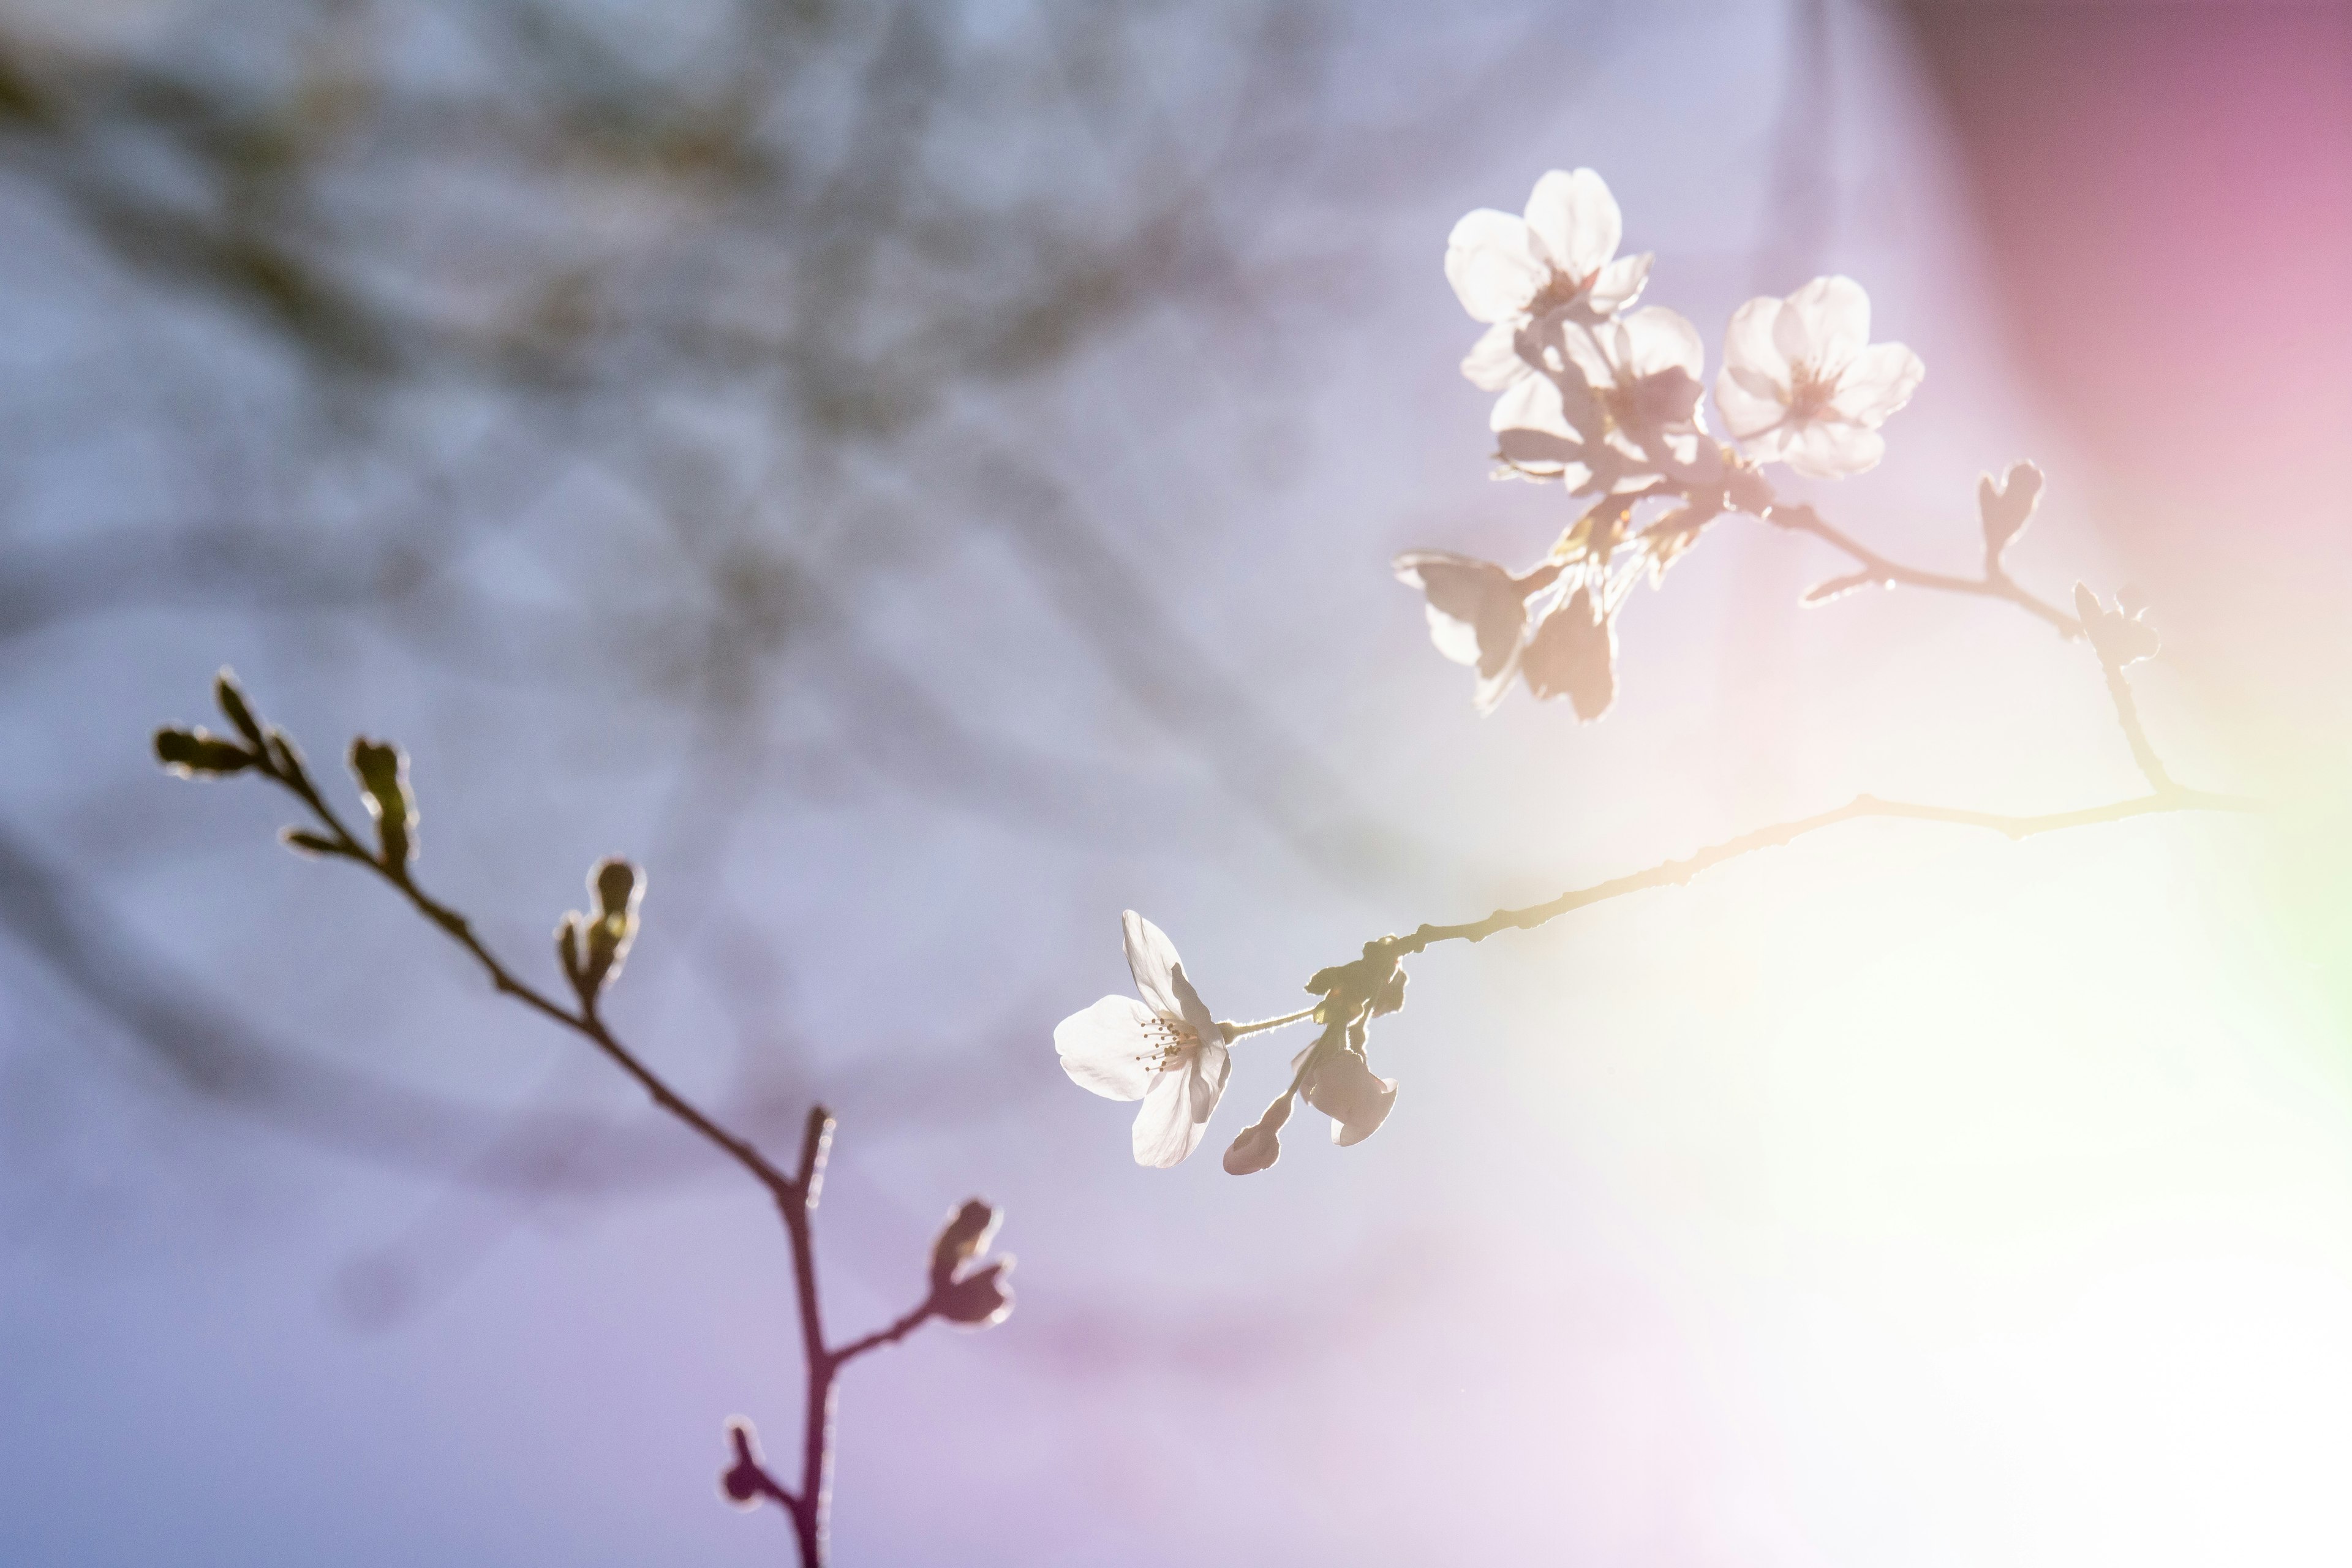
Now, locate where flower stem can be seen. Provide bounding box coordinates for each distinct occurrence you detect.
[1219,1006,1318,1041]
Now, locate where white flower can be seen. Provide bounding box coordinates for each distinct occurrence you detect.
[1491,306,1711,492]
[1446,168,1652,331]
[1390,552,1562,715]
[1714,276,1924,479]
[1054,911,1231,1168]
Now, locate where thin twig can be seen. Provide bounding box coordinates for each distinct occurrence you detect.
[1387,786,2256,957]
[2094,654,2177,797]
[831,1302,938,1368]
[1765,502,2081,636]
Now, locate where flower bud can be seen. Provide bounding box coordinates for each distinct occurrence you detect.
[934,1259,1014,1327]
[281,828,341,858]
[155,727,255,777]
[2073,582,2161,668]
[1520,586,1616,721]
[349,738,415,869]
[572,858,643,996]
[720,1418,769,1510]
[929,1199,1001,1292]
[213,669,268,752]
[1221,1091,1292,1175]
[1978,460,2044,566]
[556,912,586,986]
[1303,1049,1398,1148]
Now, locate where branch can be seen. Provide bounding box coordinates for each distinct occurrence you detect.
[154,678,1011,1568]
[256,735,800,1200]
[1765,502,2081,636]
[830,1302,938,1368]
[1388,786,2257,957]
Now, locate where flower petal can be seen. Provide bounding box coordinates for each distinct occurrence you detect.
[1830,341,1924,426]
[1714,367,1788,442]
[1121,910,1185,1019]
[1490,368,1574,438]
[1054,995,1158,1101]
[1615,306,1705,382]
[1186,1033,1231,1126]
[1391,552,1526,679]
[1444,208,1546,323]
[1772,275,1871,376]
[1721,296,1790,388]
[1461,320,1532,391]
[1131,1069,1204,1167]
[1782,420,1886,480]
[1170,964,1224,1109]
[1584,251,1651,316]
[1522,167,1621,284]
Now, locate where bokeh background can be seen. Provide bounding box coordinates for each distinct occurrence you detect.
[3,1,2348,1563]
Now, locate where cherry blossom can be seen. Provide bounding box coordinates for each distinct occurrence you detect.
[1520,584,1616,721]
[1054,911,1231,1167]
[1445,167,1651,330]
[1714,276,1924,479]
[1488,306,1712,494]
[1390,552,1562,714]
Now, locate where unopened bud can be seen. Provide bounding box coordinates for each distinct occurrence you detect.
[934,1259,1014,1327]
[573,858,643,997]
[349,738,415,869]
[281,828,341,858]
[929,1199,1000,1292]
[214,670,268,752]
[1978,460,2044,566]
[1303,1048,1398,1148]
[720,1418,769,1510]
[155,728,256,777]
[556,913,585,986]
[1222,1091,1293,1175]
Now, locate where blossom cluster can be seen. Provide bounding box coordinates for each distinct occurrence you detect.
[1404,168,1924,717]
[1055,913,1396,1173]
[1053,167,1932,1175]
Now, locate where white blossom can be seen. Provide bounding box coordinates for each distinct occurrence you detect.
[1054,911,1231,1168]
[1446,168,1652,331]
[1390,552,1562,715]
[1714,276,1924,479]
[1491,305,1711,492]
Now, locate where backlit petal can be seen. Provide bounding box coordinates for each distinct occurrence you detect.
[1782,420,1885,480]
[1615,306,1704,382]
[1444,208,1545,323]
[1714,367,1789,440]
[1830,341,1924,426]
[1121,909,1185,1018]
[1722,296,1790,386]
[1186,1035,1231,1125]
[1054,995,1156,1100]
[1584,251,1652,316]
[1131,1069,1204,1168]
[1523,167,1621,282]
[1490,369,1573,438]
[1461,320,1532,391]
[1773,275,1871,375]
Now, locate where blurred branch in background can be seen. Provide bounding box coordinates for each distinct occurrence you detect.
[0,0,1523,1190]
